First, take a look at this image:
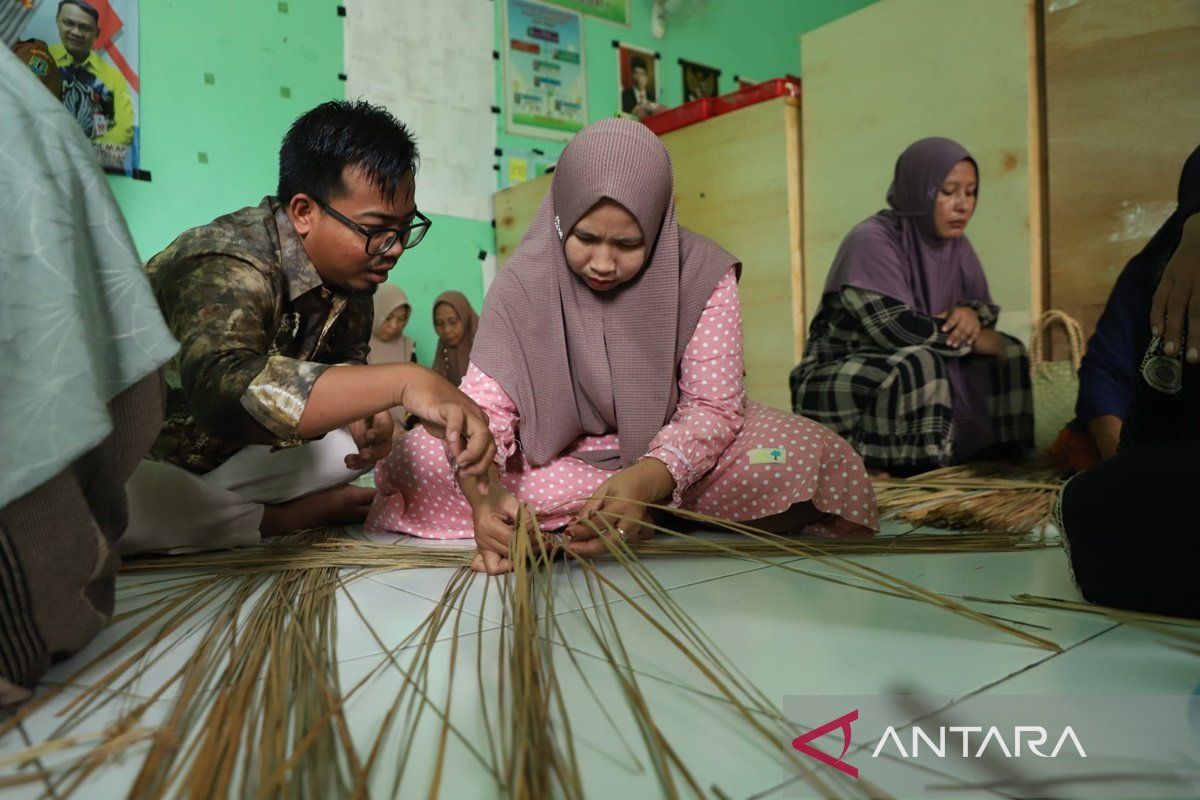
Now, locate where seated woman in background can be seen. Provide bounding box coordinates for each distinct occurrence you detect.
[368,283,418,429]
[1057,143,1200,618]
[790,137,1032,476]
[368,118,877,574]
[1050,145,1200,471]
[431,290,477,386]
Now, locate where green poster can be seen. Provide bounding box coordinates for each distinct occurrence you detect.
[504,0,589,140]
[541,0,629,26]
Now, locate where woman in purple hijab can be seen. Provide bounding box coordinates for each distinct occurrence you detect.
[369,119,879,573]
[791,137,1033,475]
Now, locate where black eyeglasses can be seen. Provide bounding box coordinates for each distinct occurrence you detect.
[314,198,432,255]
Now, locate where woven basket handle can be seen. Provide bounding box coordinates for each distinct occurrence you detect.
[1030,309,1085,370]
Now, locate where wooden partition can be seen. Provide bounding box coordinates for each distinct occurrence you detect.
[494,97,805,411]
[1044,0,1200,339]
[800,0,1043,343]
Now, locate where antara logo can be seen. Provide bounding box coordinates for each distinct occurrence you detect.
[871,725,1087,760]
[791,711,1088,780]
[791,709,859,779]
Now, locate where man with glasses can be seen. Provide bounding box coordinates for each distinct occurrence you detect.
[121,100,494,552]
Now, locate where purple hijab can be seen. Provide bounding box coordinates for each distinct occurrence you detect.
[472,118,739,469]
[824,137,998,456]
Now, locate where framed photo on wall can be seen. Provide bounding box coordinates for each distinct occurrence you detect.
[11,0,143,175]
[680,58,719,102]
[615,42,663,120]
[503,0,588,140]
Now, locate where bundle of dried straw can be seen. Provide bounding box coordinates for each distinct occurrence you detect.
[2,501,1068,798]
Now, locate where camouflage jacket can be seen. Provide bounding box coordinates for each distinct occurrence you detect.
[146,197,372,474]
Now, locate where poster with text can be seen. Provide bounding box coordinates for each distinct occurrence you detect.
[616,43,662,120]
[541,0,628,26]
[504,0,587,141]
[680,58,719,103]
[16,0,141,174]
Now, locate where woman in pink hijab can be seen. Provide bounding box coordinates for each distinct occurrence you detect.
[368,118,877,573]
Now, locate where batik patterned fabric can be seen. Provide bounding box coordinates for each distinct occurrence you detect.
[48,45,133,147]
[146,198,373,474]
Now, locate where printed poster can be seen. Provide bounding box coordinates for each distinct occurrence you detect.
[503,0,587,141]
[540,0,628,26]
[14,0,141,175]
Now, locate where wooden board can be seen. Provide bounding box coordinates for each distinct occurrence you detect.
[660,98,804,410]
[1044,0,1200,340]
[800,0,1041,342]
[493,97,805,411]
[495,175,548,267]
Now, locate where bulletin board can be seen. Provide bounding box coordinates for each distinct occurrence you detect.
[502,0,588,140]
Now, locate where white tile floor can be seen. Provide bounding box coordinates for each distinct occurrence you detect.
[2,524,1197,799]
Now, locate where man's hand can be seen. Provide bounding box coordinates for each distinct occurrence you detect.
[345,410,393,470]
[398,368,497,489]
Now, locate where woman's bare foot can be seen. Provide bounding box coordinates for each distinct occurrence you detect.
[260,484,377,536]
[868,468,892,479]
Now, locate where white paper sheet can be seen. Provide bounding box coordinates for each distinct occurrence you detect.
[344,0,498,222]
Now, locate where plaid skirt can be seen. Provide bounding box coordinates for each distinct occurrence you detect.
[790,335,1032,472]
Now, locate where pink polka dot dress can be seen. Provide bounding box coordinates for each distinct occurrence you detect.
[367,270,879,539]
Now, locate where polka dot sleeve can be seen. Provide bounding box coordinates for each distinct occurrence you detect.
[642,268,746,505]
[460,362,520,474]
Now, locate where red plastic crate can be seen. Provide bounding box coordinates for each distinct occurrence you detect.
[642,97,717,136]
[713,77,801,116]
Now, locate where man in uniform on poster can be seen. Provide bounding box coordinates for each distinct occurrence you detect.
[50,0,135,161]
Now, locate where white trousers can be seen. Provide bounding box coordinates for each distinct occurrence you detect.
[121,429,365,554]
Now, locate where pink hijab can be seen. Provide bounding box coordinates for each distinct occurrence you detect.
[472,118,739,469]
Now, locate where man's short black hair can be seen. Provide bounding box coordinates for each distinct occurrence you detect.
[630,56,648,72]
[277,100,419,205]
[57,0,100,25]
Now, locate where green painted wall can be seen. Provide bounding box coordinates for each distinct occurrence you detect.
[105,0,486,366]
[107,1,343,258]
[493,0,878,160]
[107,0,874,364]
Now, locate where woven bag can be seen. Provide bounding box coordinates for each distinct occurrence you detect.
[1029,309,1085,451]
